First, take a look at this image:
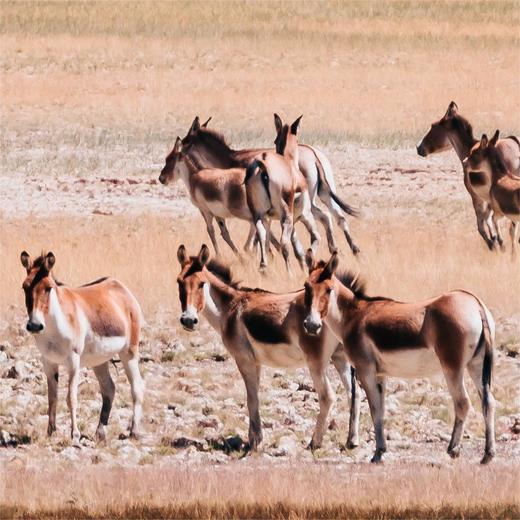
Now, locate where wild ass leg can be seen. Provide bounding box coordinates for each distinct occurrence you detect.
[120,350,144,439]
[327,199,360,255]
[443,369,471,459]
[471,197,496,250]
[290,227,306,270]
[42,358,59,436]
[307,358,335,450]
[312,204,337,254]
[280,203,294,274]
[254,218,269,271]
[93,362,115,442]
[216,218,241,257]
[299,195,321,254]
[331,348,360,449]
[66,352,81,446]
[357,366,386,463]
[200,210,220,256]
[491,213,504,250]
[509,221,519,259]
[466,357,496,464]
[243,224,256,253]
[234,351,262,451]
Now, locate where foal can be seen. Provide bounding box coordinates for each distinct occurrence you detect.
[21,251,144,445]
[464,131,520,256]
[417,101,519,249]
[302,250,496,464]
[176,244,360,451]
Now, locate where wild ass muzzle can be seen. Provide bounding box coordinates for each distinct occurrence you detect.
[417,101,519,250]
[20,251,144,445]
[464,131,520,257]
[302,250,496,464]
[176,244,360,452]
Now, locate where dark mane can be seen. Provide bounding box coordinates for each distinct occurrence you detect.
[315,260,389,301]
[206,259,272,293]
[488,145,511,177]
[451,113,477,147]
[193,128,234,154]
[81,277,108,287]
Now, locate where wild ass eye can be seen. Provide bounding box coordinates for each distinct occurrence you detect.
[326,287,333,294]
[199,282,205,289]
[45,287,52,293]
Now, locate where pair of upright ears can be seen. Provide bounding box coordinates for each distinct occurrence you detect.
[177,244,210,267]
[274,114,303,136]
[20,251,56,272]
[479,130,500,149]
[304,249,339,279]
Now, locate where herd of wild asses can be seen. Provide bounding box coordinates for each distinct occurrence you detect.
[19,103,519,464]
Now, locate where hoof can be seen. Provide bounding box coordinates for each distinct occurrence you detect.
[370,454,383,464]
[129,431,140,441]
[72,438,82,449]
[352,246,361,256]
[346,440,359,450]
[47,425,56,437]
[96,428,106,443]
[480,452,494,465]
[448,447,461,459]
[307,440,321,451]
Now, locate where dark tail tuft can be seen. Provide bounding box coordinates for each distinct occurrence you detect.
[244,159,260,184]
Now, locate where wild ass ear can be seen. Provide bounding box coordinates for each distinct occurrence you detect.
[445,101,458,118]
[290,115,303,135]
[173,136,182,153]
[305,248,315,273]
[198,244,210,267]
[201,117,212,128]
[489,129,500,147]
[274,113,283,134]
[20,251,32,271]
[44,252,56,272]
[480,134,489,149]
[321,252,339,280]
[177,245,188,266]
[189,116,201,134]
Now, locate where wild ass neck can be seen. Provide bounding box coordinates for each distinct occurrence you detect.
[447,122,477,162]
[201,270,237,332]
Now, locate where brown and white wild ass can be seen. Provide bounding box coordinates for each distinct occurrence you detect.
[417,101,519,250]
[176,244,360,451]
[159,115,360,256]
[302,250,496,464]
[464,131,520,257]
[20,251,144,445]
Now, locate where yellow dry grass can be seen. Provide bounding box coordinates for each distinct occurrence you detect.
[2,461,519,519]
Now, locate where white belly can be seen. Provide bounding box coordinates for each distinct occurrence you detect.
[377,348,442,378]
[247,336,306,369]
[203,199,234,219]
[81,335,127,367]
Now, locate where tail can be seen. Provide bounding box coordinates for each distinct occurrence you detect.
[244,158,272,207]
[314,154,360,218]
[476,300,494,414]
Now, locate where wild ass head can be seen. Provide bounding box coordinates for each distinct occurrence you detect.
[463,130,501,175]
[176,244,211,331]
[417,101,466,156]
[274,114,302,166]
[20,251,58,333]
[302,249,339,336]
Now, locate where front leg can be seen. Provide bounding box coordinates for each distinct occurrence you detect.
[234,351,262,451]
[66,352,81,446]
[42,357,59,437]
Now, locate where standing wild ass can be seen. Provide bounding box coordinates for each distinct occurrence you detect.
[176,244,360,451]
[20,251,144,445]
[302,250,496,464]
[160,115,360,256]
[417,101,519,250]
[464,131,520,256]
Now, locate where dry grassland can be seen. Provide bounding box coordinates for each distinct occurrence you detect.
[1,1,520,518]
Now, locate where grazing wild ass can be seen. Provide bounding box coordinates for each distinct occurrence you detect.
[20,251,144,445]
[464,131,520,256]
[302,250,496,464]
[176,244,360,451]
[160,115,360,256]
[417,101,519,250]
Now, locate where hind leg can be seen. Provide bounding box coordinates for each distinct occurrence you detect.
[200,210,220,256]
[216,218,242,257]
[290,227,306,270]
[509,221,518,259]
[120,350,144,439]
[467,357,496,463]
[299,198,321,254]
[311,204,337,254]
[93,362,116,442]
[329,202,360,255]
[443,369,471,459]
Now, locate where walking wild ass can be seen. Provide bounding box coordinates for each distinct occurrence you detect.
[464,131,520,256]
[20,251,144,445]
[160,115,360,255]
[302,250,496,464]
[417,102,516,249]
[176,244,361,452]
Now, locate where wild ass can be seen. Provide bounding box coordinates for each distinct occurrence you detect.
[302,250,496,464]
[160,115,360,255]
[176,244,360,451]
[20,251,144,445]
[244,115,326,272]
[417,101,519,250]
[464,131,520,256]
